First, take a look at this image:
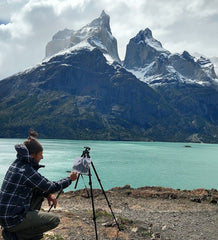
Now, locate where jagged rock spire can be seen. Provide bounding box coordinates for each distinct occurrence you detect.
[124,28,169,69]
[89,10,111,34]
[135,28,153,41]
[45,11,120,63]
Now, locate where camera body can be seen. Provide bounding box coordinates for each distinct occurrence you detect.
[82,146,91,158]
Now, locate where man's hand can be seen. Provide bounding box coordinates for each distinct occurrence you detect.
[68,171,77,181]
[47,194,57,209]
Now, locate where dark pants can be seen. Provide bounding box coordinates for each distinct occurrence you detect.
[8,196,60,240]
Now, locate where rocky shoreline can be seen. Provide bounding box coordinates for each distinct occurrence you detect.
[1,186,218,240]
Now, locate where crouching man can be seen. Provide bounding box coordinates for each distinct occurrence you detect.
[0,130,77,240]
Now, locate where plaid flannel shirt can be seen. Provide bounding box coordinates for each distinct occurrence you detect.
[0,144,72,229]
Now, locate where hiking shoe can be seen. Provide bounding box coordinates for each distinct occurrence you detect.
[2,229,17,240]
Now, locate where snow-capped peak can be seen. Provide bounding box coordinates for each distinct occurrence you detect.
[45,11,120,63]
[133,28,169,53]
[88,10,111,34]
[124,28,170,69]
[124,28,218,88]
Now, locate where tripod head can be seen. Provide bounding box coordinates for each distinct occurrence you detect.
[81,146,91,158]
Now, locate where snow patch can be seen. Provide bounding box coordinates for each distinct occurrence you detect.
[126,63,215,87]
[103,53,114,64]
[144,38,168,53]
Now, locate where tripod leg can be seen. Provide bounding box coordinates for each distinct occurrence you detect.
[74,173,80,189]
[89,169,98,240]
[74,173,89,197]
[91,162,121,231]
[81,175,90,197]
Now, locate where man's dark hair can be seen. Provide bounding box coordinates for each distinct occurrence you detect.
[24,129,43,154]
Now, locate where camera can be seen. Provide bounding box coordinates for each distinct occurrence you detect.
[84,146,90,151]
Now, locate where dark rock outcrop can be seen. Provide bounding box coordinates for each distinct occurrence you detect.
[124,28,170,69]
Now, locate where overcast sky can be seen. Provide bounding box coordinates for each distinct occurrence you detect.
[0,0,218,80]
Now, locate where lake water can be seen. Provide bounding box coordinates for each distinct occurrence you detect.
[0,138,217,191]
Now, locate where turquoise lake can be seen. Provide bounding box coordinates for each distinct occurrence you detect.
[0,138,217,191]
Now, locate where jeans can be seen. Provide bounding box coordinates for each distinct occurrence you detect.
[8,195,60,240]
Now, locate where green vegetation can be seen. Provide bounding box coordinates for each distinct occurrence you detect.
[0,47,218,143]
[43,234,64,240]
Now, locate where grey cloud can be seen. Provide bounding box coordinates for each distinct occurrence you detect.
[0,0,218,80]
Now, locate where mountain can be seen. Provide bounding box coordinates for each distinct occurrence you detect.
[192,53,218,77]
[210,56,218,76]
[123,28,218,143]
[45,10,120,63]
[124,28,218,87]
[0,47,181,140]
[124,28,170,68]
[0,11,218,142]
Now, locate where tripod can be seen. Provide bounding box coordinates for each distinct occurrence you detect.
[74,147,121,240]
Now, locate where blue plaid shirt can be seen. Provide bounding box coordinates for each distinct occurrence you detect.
[0,144,72,229]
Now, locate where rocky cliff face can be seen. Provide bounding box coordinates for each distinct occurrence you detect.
[210,56,218,76]
[45,28,73,57]
[46,11,120,63]
[124,28,170,69]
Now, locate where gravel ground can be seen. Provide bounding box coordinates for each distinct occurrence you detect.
[1,186,218,240]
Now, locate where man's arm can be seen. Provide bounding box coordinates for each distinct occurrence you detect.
[46,172,77,208]
[24,169,77,195]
